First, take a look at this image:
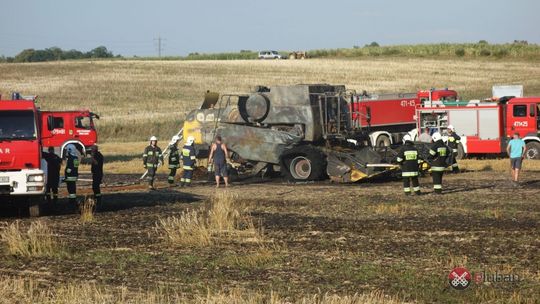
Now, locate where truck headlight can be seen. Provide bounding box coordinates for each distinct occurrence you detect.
[27,174,44,182]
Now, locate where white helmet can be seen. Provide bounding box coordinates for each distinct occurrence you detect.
[447,125,455,131]
[171,135,180,143]
[186,136,195,146]
[402,134,412,144]
[432,132,442,142]
[149,136,158,142]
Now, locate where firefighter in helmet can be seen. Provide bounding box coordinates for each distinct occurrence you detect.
[396,134,421,195]
[64,144,79,205]
[180,136,196,187]
[446,125,461,173]
[143,136,163,190]
[428,132,450,194]
[167,135,181,186]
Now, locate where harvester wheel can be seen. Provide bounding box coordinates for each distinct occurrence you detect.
[525,141,540,159]
[281,146,326,181]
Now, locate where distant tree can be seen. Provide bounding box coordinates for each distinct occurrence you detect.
[46,47,63,60]
[14,49,36,62]
[513,40,528,45]
[63,49,85,60]
[240,50,252,53]
[87,46,113,58]
[366,41,380,47]
[479,49,491,56]
[478,40,489,45]
[353,45,360,49]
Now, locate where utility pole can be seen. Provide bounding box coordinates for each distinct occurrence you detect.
[154,36,165,58]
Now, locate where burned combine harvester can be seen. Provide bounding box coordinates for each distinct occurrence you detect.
[182,84,398,182]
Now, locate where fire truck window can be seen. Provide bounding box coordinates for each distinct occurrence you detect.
[53,117,64,129]
[75,116,91,129]
[513,105,527,117]
[530,104,536,117]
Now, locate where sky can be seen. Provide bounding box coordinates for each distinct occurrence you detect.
[1,0,539,57]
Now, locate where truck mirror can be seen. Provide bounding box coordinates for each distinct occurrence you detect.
[47,115,54,131]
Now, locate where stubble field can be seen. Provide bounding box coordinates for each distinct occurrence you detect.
[0,58,539,303]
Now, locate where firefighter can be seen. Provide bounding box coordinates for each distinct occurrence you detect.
[43,147,62,206]
[180,136,196,187]
[396,134,421,195]
[90,145,104,206]
[428,132,450,194]
[143,136,163,190]
[447,125,461,173]
[167,136,180,186]
[64,144,79,205]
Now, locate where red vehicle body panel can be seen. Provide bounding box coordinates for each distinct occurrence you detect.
[351,89,458,130]
[39,110,98,153]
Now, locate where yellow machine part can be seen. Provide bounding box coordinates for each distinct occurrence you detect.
[350,169,368,182]
[183,119,204,145]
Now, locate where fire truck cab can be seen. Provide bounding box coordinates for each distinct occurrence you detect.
[415,97,540,159]
[0,96,46,216]
[40,110,99,157]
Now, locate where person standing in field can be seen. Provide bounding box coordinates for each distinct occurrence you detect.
[208,136,229,188]
[64,144,79,205]
[506,132,526,184]
[143,136,163,190]
[167,136,180,186]
[428,132,450,194]
[43,147,62,206]
[446,125,461,173]
[180,136,196,187]
[90,145,104,207]
[396,134,422,195]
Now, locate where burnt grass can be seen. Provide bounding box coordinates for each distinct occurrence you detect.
[0,170,539,303]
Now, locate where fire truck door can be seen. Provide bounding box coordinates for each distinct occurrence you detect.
[509,103,535,137]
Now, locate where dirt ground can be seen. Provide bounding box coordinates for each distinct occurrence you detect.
[0,169,539,303]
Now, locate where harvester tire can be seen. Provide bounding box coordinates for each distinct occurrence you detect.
[525,141,540,159]
[280,146,326,181]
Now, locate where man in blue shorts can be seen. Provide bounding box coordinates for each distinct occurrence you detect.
[208,136,230,188]
[506,132,526,183]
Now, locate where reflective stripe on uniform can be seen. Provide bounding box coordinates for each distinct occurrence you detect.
[402,171,419,177]
[184,178,191,183]
[190,156,196,160]
[68,194,77,198]
[452,149,458,153]
[183,166,193,170]
[65,177,78,181]
[433,184,442,189]
[404,150,417,160]
[180,178,185,182]
[396,157,403,162]
[429,149,436,155]
[167,176,174,181]
[431,166,446,172]
[404,187,411,192]
[452,163,459,168]
[168,165,178,169]
[413,186,420,192]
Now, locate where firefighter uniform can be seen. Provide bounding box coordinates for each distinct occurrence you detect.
[65,151,79,204]
[43,150,62,205]
[168,144,180,185]
[91,148,104,205]
[143,144,163,190]
[396,141,421,195]
[180,144,196,187]
[447,132,461,173]
[429,139,450,194]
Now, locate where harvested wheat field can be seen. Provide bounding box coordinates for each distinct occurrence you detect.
[1,59,540,303]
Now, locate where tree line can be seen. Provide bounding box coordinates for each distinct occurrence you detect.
[0,46,118,63]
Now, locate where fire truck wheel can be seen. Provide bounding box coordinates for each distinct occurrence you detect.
[281,146,326,181]
[375,135,391,147]
[456,143,465,160]
[525,142,540,159]
[28,202,42,217]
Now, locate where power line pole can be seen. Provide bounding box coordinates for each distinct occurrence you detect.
[154,36,166,58]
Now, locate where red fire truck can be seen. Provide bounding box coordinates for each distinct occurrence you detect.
[0,94,99,216]
[40,110,99,157]
[0,96,47,216]
[350,89,458,146]
[415,97,540,159]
